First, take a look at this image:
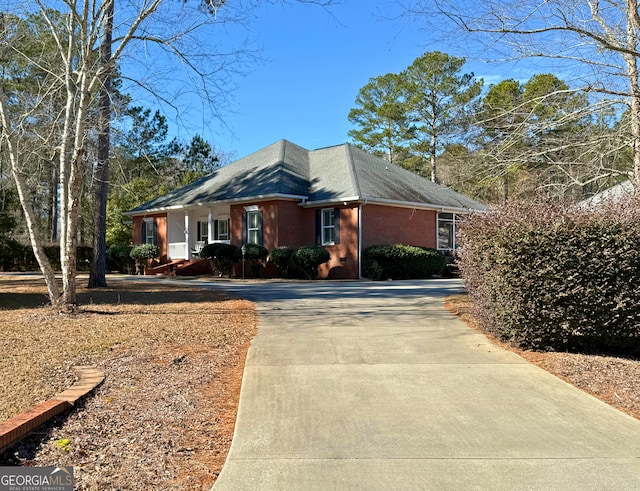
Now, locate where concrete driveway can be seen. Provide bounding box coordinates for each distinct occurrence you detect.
[198,278,640,490]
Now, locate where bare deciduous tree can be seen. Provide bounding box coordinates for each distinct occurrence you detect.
[1,0,333,307]
[404,0,640,190]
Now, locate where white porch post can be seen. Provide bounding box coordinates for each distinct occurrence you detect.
[184,211,190,260]
[208,209,214,243]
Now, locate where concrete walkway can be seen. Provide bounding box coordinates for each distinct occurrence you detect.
[200,279,640,490]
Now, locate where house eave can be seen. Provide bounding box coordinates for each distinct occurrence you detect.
[124,193,309,216]
[300,196,481,213]
[362,197,482,213]
[298,196,362,207]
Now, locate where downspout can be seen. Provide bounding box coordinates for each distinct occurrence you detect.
[358,200,367,279]
[436,208,443,251]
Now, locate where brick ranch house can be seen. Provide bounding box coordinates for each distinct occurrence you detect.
[125,139,484,279]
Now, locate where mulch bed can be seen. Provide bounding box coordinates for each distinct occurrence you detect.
[0,276,257,490]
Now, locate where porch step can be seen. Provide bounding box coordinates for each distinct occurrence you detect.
[146,258,212,276]
[146,260,186,276]
[174,258,212,276]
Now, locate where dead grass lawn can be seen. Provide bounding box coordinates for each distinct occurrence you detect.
[0,274,257,490]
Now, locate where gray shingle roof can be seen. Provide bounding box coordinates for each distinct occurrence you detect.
[128,139,484,214]
[578,180,635,208]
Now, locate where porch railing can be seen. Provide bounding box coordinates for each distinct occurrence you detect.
[168,240,231,260]
[168,242,187,259]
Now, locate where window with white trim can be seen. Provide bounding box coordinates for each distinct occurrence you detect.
[247,210,260,244]
[321,208,336,245]
[196,221,208,242]
[215,218,229,241]
[437,213,459,250]
[142,218,157,245]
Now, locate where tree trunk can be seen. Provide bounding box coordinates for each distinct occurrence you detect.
[89,1,113,289]
[0,88,60,304]
[504,163,509,201]
[49,164,58,242]
[625,0,640,190]
[430,131,437,183]
[13,165,61,303]
[60,68,93,306]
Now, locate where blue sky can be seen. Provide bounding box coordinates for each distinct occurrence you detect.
[215,0,426,157]
[157,1,531,160]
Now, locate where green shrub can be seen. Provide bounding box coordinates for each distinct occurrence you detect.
[270,246,294,278]
[242,243,269,278]
[0,237,23,271]
[77,246,93,271]
[130,244,160,274]
[44,246,61,270]
[199,243,222,260]
[130,243,160,261]
[291,245,330,279]
[458,197,640,354]
[107,245,135,274]
[0,242,95,272]
[419,247,447,277]
[200,243,239,277]
[362,244,445,280]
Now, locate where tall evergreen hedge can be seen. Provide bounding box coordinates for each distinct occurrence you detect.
[291,245,330,280]
[0,243,94,272]
[458,197,640,354]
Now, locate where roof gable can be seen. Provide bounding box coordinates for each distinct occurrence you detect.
[127,140,310,213]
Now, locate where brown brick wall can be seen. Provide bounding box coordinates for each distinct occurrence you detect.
[316,206,359,279]
[275,201,304,247]
[133,202,438,279]
[231,201,305,250]
[230,205,243,246]
[131,213,168,261]
[361,204,437,249]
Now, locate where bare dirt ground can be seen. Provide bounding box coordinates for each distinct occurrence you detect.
[0,274,257,490]
[445,294,640,421]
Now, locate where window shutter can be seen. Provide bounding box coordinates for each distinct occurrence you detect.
[333,208,340,245]
[213,220,219,241]
[141,221,146,244]
[315,209,321,245]
[257,211,264,246]
[152,220,158,246]
[242,212,247,244]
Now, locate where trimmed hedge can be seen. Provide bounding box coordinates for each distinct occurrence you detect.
[270,246,295,278]
[362,244,446,280]
[106,245,135,274]
[291,245,330,280]
[242,243,268,278]
[0,237,27,271]
[130,244,160,274]
[458,197,640,354]
[0,242,94,272]
[200,243,239,277]
[130,244,159,261]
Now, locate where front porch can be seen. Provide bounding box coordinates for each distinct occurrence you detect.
[166,206,231,261]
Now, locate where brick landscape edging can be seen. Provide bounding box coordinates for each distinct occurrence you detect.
[0,366,104,454]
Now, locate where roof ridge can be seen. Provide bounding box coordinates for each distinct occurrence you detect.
[343,143,362,197]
